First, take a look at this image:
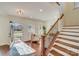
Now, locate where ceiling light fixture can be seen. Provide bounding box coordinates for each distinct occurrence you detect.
[30,16,32,18]
[40,9,43,12]
[16,8,24,16]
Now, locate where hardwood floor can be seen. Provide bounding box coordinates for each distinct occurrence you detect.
[25,41,41,56]
[0,45,9,56]
[0,41,41,56]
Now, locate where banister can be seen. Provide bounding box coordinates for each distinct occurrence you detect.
[40,14,64,56]
[45,14,64,55]
[56,2,60,6]
[46,13,64,37]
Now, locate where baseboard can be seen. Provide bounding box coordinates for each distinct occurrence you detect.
[0,42,10,46]
[0,40,39,46]
[24,40,31,42]
[24,40,39,45]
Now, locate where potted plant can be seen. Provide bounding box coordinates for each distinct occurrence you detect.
[42,26,46,35]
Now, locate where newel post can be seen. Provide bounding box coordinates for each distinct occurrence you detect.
[41,35,46,56]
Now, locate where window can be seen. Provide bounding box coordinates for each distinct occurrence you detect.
[74,2,79,9]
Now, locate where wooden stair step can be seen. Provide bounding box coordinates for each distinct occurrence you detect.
[62,27,79,29]
[54,42,79,53]
[50,49,63,56]
[57,37,79,43]
[53,45,78,56]
[62,26,79,29]
[61,31,79,33]
[60,32,79,37]
[62,29,79,32]
[58,35,79,41]
[55,40,79,49]
[50,47,70,56]
[56,38,79,47]
[59,34,79,37]
[62,28,79,29]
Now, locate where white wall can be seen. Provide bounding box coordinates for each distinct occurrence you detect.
[0,15,44,46]
[0,15,10,45]
[45,9,60,33]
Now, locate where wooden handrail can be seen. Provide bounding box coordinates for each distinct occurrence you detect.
[56,2,60,6]
[46,13,64,37]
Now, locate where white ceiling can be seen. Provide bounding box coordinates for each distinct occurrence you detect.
[0,2,59,21]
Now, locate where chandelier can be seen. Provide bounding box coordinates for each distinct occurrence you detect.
[16,8,24,16]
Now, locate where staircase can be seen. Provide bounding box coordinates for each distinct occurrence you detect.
[48,26,79,56]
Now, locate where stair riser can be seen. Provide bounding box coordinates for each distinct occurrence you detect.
[58,35,79,41]
[57,37,79,43]
[60,32,79,37]
[62,26,79,28]
[59,34,79,37]
[61,31,79,33]
[55,40,79,49]
[56,39,79,46]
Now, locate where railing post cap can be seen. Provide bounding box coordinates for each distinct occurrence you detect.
[41,35,46,37]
